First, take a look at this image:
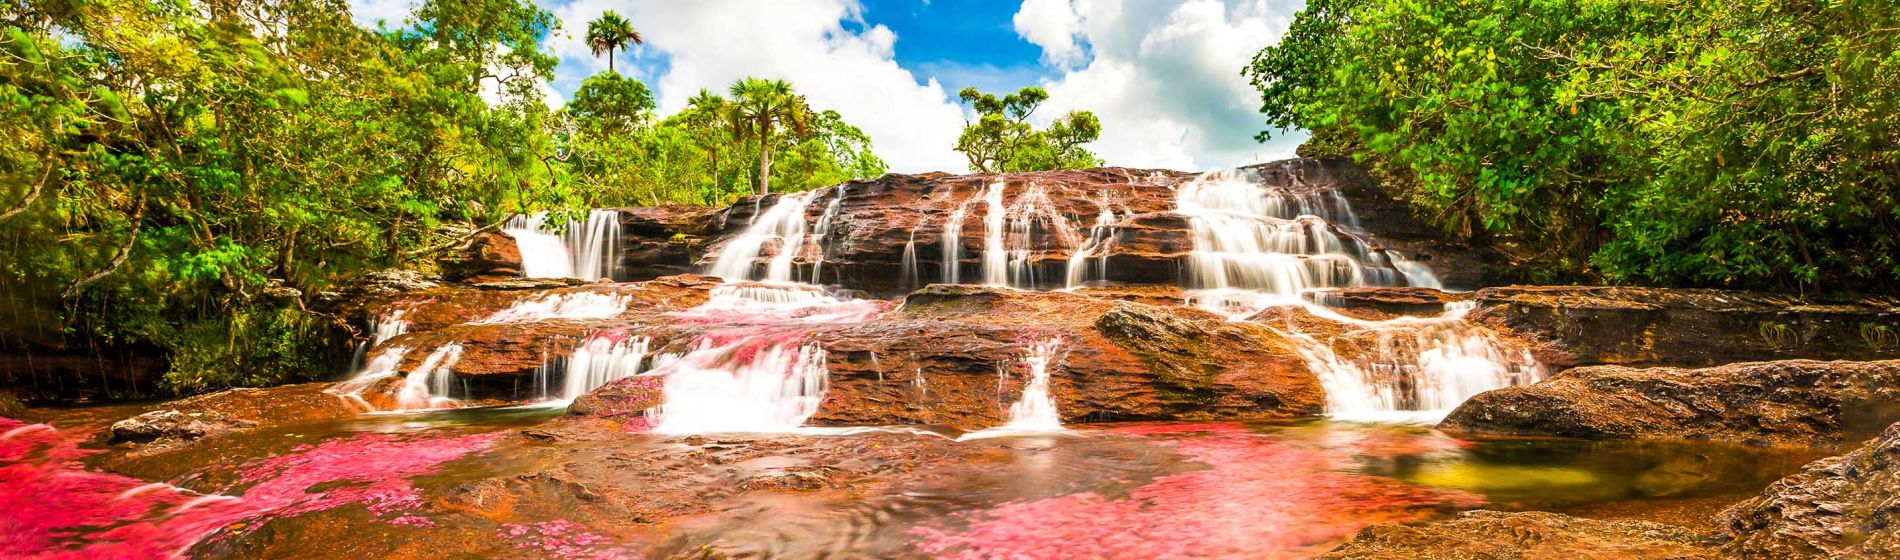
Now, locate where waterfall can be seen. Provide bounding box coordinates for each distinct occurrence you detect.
[558,334,650,401]
[370,310,410,345]
[644,341,832,434]
[959,339,1067,439]
[328,346,411,410]
[900,223,921,289]
[942,190,973,284]
[1004,183,1079,289]
[502,210,622,281]
[1176,169,1433,314]
[478,292,631,323]
[810,187,846,284]
[1065,200,1116,289]
[1280,303,1544,423]
[980,181,1008,286]
[709,191,821,283]
[394,344,465,411]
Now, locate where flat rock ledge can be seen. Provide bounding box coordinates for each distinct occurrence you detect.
[1439,359,1900,447]
[1319,510,1716,559]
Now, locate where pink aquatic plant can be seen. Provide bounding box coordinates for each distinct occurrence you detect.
[497,519,639,560]
[912,423,1483,559]
[0,417,502,558]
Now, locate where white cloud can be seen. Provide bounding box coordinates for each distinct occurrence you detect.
[1017,0,1308,171]
[542,0,969,173]
[1012,0,1086,69]
[346,0,414,29]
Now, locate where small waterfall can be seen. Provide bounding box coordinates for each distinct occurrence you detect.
[350,310,411,371]
[329,346,411,410]
[980,181,1008,286]
[810,187,846,284]
[1002,339,1065,430]
[503,210,622,281]
[644,341,831,434]
[478,292,631,323]
[960,339,1067,439]
[1176,169,1433,314]
[395,344,465,411]
[1003,183,1079,289]
[899,223,921,289]
[942,191,973,284]
[1278,302,1544,423]
[709,191,822,283]
[558,334,650,401]
[1064,200,1116,289]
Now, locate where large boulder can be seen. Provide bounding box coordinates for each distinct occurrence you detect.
[1319,510,1715,559]
[1721,421,1900,558]
[1468,286,1900,369]
[1439,360,1900,446]
[439,230,523,283]
[106,382,363,444]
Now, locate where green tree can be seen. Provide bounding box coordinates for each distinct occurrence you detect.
[1247,0,1899,291]
[586,11,641,73]
[564,72,657,134]
[953,86,1100,173]
[727,77,811,195]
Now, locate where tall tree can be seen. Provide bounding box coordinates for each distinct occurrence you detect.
[586,11,641,73]
[954,86,1101,173]
[726,77,811,195]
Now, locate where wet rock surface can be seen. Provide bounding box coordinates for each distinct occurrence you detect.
[1721,421,1900,558]
[109,410,258,443]
[1319,510,1717,559]
[1440,360,1900,446]
[1467,286,1900,369]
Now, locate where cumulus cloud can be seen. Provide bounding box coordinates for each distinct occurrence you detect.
[1016,0,1308,171]
[1012,0,1086,69]
[540,0,969,173]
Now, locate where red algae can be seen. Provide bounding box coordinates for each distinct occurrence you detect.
[911,423,1482,559]
[498,519,640,560]
[0,417,501,558]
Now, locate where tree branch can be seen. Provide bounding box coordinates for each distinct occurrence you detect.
[0,152,54,222]
[63,193,146,299]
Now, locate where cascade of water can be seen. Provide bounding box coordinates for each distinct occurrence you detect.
[1003,183,1079,289]
[328,346,411,410]
[1176,169,1434,314]
[394,344,465,411]
[644,341,831,434]
[942,191,973,284]
[1277,302,1544,423]
[980,181,1008,286]
[503,210,622,281]
[1002,338,1065,430]
[1064,200,1117,289]
[900,223,921,289]
[478,292,631,323]
[559,334,650,400]
[370,310,410,346]
[810,187,846,284]
[710,191,821,283]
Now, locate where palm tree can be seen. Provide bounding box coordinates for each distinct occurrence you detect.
[684,89,730,201]
[586,11,642,73]
[727,77,811,195]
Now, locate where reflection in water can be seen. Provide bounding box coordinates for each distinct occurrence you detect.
[0,408,1825,559]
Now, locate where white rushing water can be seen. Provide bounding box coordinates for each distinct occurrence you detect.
[1176,169,1434,313]
[1064,198,1117,289]
[503,210,621,281]
[553,334,651,401]
[960,338,1068,439]
[478,291,631,323]
[645,339,833,434]
[1278,302,1544,423]
[1177,166,1541,422]
[329,346,411,411]
[394,344,465,411]
[709,191,827,283]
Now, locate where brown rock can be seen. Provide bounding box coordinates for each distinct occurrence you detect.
[1439,360,1900,446]
[1319,510,1715,559]
[1469,285,1900,369]
[1307,286,1468,319]
[1722,421,1900,558]
[440,230,524,282]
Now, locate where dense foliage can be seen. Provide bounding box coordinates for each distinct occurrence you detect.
[0,0,886,395]
[1248,0,1899,291]
[954,86,1102,173]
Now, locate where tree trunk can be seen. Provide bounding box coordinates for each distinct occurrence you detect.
[756,120,773,195]
[608,46,615,73]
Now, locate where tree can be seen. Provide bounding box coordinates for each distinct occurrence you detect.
[954,86,1100,173]
[726,77,811,195]
[1247,0,1900,291]
[564,72,656,134]
[586,11,641,73]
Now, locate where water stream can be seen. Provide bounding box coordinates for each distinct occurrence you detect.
[502,210,621,281]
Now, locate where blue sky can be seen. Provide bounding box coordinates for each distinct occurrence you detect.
[355,0,1309,173]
